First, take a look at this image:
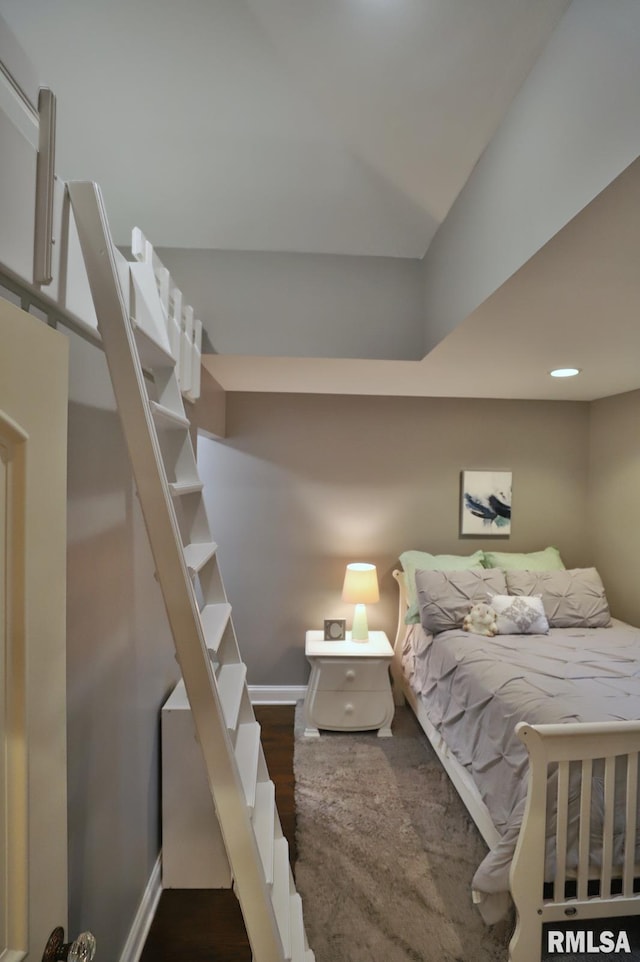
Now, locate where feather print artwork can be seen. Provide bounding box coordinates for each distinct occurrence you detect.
[461,471,512,536]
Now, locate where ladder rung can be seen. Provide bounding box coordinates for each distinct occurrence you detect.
[168,479,203,497]
[200,603,231,653]
[184,540,218,574]
[290,893,305,962]
[252,781,276,885]
[216,663,247,731]
[235,721,261,812]
[271,837,291,958]
[149,399,190,430]
[131,318,175,368]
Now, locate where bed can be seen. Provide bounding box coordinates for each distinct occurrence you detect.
[391,555,640,962]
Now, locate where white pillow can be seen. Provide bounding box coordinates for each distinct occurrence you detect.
[491,594,549,635]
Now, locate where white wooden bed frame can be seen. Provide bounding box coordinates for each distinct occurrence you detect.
[391,569,640,962]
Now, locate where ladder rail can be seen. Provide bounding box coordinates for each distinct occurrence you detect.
[67,180,286,962]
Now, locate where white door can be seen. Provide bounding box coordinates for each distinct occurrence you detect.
[0,297,68,962]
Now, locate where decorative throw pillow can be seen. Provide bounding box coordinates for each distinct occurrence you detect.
[399,549,486,624]
[415,568,507,635]
[505,568,611,628]
[483,545,565,571]
[491,594,549,635]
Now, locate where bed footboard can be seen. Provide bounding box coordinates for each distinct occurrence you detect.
[509,719,640,962]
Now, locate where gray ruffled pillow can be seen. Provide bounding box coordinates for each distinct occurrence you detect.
[504,568,611,628]
[415,568,507,635]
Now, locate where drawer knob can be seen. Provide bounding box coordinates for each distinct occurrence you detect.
[345,669,356,681]
[345,703,354,714]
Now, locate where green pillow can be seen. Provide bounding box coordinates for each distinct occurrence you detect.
[483,546,565,572]
[399,549,486,624]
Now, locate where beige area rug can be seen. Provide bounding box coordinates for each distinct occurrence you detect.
[294,704,513,962]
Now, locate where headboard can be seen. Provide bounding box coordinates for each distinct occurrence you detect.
[391,569,409,706]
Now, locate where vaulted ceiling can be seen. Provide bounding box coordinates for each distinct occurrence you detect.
[1,0,568,255]
[3,0,640,402]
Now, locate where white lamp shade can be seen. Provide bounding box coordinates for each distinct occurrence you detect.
[341,563,379,604]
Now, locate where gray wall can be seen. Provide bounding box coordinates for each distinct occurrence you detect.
[60,359,637,955]
[66,333,178,959]
[588,389,640,627]
[198,392,590,686]
[159,248,425,361]
[421,0,640,352]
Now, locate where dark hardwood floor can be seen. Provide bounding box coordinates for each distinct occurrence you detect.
[139,704,297,962]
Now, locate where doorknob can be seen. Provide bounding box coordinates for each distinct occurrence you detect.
[42,927,97,962]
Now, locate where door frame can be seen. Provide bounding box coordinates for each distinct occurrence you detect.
[0,297,68,962]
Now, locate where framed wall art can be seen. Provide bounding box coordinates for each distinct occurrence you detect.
[460,470,512,537]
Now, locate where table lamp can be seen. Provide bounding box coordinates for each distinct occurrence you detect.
[342,562,379,641]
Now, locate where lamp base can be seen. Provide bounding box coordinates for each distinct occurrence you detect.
[351,603,369,642]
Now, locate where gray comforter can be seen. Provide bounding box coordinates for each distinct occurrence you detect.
[403,620,640,916]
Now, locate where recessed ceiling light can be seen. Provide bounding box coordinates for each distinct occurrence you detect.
[550,367,581,378]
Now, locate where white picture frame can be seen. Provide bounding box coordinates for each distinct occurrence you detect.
[460,470,512,537]
[323,618,346,641]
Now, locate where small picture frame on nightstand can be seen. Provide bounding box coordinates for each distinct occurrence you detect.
[323,618,346,641]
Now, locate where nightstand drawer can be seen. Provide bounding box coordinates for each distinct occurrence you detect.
[313,658,390,692]
[310,691,391,731]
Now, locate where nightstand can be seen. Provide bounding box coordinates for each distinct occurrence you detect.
[303,630,394,737]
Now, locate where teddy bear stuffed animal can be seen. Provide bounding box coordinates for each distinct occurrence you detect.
[463,602,498,637]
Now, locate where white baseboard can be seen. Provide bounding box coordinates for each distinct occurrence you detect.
[249,685,307,705]
[118,852,162,962]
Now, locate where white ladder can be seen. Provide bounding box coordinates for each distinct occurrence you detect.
[68,181,314,962]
